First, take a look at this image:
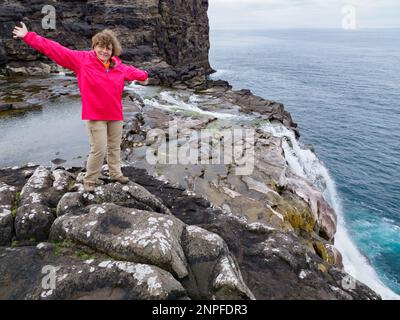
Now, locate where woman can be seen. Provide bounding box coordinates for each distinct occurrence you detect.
[12,22,149,192]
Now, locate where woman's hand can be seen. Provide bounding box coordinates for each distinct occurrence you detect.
[136,78,149,86]
[12,21,28,39]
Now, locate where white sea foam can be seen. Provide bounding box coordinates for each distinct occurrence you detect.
[262,122,400,300]
[143,91,248,120]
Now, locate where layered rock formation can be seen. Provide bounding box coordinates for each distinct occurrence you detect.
[0,0,213,86]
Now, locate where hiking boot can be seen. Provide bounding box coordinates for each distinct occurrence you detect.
[83,181,96,193]
[110,175,130,184]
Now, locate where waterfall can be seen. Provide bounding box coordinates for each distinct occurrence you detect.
[261,122,399,300]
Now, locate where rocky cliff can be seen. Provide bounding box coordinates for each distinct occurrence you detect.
[0,0,380,300]
[0,0,213,86]
[0,77,379,299]
[0,161,378,300]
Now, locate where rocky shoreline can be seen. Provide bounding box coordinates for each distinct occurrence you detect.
[0,162,378,300]
[0,74,380,300]
[0,0,381,300]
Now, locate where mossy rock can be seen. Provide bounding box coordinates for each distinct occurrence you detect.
[52,239,75,256]
[52,240,110,261]
[276,196,315,234]
[313,241,335,265]
[286,207,314,233]
[10,191,21,218]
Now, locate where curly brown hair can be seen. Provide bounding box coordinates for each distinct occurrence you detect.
[91,29,122,58]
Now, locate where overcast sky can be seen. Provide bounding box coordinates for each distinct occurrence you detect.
[208,0,400,29]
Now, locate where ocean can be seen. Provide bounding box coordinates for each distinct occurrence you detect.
[209,28,400,299]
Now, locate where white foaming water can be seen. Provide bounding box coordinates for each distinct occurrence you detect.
[261,122,400,300]
[143,91,248,120]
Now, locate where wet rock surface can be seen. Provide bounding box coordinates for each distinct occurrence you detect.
[0,75,80,115]
[122,88,334,244]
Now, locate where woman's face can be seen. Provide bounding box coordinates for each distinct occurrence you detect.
[94,44,113,62]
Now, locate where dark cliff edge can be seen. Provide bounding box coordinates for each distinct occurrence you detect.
[0,0,380,300]
[0,0,214,86]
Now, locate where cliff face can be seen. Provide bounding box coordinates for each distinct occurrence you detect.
[0,0,214,85]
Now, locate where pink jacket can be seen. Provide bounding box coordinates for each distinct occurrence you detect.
[23,31,148,121]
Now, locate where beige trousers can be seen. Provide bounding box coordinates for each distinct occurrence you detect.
[84,120,123,185]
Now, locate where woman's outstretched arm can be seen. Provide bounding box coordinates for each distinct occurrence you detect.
[13,21,86,74]
[121,63,149,83]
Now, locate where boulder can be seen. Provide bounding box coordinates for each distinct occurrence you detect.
[0,245,187,300]
[14,166,73,241]
[50,203,189,279]
[57,181,171,217]
[182,225,255,300]
[15,203,55,242]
